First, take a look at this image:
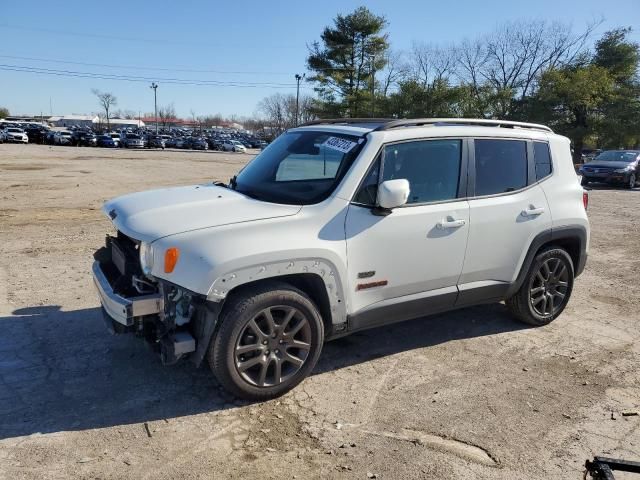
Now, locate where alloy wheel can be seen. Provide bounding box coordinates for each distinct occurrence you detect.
[529,257,570,317]
[234,306,311,387]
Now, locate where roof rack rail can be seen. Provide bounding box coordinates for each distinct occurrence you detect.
[299,118,395,127]
[374,118,553,133]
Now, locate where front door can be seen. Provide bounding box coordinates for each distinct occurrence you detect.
[345,138,470,316]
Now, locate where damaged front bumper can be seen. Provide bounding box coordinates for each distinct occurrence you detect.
[92,261,163,328]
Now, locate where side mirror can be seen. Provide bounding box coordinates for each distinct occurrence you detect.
[377,179,410,211]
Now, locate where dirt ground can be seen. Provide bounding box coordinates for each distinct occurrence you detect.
[0,143,639,480]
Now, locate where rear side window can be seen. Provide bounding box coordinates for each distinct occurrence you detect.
[533,141,552,181]
[381,139,462,204]
[474,139,527,196]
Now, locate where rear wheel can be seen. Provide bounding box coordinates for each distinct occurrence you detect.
[506,247,574,326]
[209,282,324,400]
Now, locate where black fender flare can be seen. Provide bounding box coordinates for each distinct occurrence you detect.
[506,226,588,298]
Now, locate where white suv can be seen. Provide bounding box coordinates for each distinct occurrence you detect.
[93,118,589,400]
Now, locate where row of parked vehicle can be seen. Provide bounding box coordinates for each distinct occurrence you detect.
[0,122,269,152]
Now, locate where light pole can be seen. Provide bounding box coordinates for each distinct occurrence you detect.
[150,82,158,134]
[294,73,305,126]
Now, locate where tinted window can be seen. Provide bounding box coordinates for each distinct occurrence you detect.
[380,139,461,204]
[533,141,552,181]
[474,139,527,196]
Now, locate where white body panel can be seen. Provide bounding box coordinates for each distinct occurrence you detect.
[459,184,551,285]
[101,121,589,326]
[345,201,469,313]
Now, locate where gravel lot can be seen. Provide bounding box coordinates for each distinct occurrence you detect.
[0,143,639,480]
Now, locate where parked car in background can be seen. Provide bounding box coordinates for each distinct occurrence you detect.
[190,137,209,150]
[25,127,48,144]
[579,150,640,189]
[97,135,117,148]
[53,131,74,146]
[222,140,246,152]
[109,133,121,147]
[166,137,183,149]
[146,135,166,149]
[121,133,145,148]
[5,127,29,143]
[0,129,6,143]
[73,132,98,147]
[207,138,224,150]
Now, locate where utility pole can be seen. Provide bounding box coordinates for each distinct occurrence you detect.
[370,54,376,118]
[294,73,305,126]
[150,82,158,134]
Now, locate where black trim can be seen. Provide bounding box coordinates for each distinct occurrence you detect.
[345,290,458,334]
[455,283,510,307]
[552,225,588,277]
[190,300,222,367]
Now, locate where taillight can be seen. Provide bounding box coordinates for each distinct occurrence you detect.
[583,191,589,211]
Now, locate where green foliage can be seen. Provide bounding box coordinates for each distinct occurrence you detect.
[307,6,388,117]
[0,107,8,119]
[304,13,639,152]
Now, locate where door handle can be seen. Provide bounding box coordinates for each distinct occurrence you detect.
[437,218,466,229]
[521,206,545,217]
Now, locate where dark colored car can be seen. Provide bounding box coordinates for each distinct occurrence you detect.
[73,132,98,147]
[579,150,640,189]
[97,135,116,148]
[146,135,166,149]
[207,138,223,150]
[190,137,208,150]
[25,127,48,144]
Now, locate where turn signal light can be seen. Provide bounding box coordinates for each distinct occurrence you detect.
[164,247,180,273]
[583,191,589,211]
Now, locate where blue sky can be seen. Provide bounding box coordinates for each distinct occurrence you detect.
[1,0,638,118]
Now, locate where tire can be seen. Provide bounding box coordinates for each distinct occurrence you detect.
[208,281,324,401]
[506,247,574,326]
[580,176,590,187]
[626,173,636,189]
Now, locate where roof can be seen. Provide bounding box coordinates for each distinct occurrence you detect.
[300,118,553,133]
[49,115,99,122]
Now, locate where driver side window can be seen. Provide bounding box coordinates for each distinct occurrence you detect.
[382,139,462,204]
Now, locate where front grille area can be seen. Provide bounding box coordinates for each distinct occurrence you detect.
[94,231,147,297]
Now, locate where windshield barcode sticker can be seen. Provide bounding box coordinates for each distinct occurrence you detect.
[323,136,358,154]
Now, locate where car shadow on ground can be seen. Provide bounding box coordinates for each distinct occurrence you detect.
[0,302,527,440]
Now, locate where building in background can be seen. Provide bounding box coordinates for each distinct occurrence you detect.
[48,115,99,128]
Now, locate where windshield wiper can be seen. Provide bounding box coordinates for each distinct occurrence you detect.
[229,175,238,190]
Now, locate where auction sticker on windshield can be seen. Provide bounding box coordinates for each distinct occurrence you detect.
[323,136,358,154]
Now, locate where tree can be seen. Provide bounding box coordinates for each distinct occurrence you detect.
[158,103,176,129]
[307,6,389,117]
[534,65,615,161]
[92,89,117,130]
[0,107,8,119]
[258,93,315,134]
[593,28,640,148]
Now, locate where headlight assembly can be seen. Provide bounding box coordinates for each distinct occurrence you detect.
[139,241,155,275]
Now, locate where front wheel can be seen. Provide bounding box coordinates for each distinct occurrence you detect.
[626,173,636,189]
[506,247,574,326]
[208,282,324,400]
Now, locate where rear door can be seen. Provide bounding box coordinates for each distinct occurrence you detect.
[457,138,552,304]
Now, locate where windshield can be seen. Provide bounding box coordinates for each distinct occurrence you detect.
[8,128,22,133]
[234,130,364,205]
[594,151,639,162]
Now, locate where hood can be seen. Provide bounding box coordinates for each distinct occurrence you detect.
[582,160,635,169]
[103,184,301,243]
